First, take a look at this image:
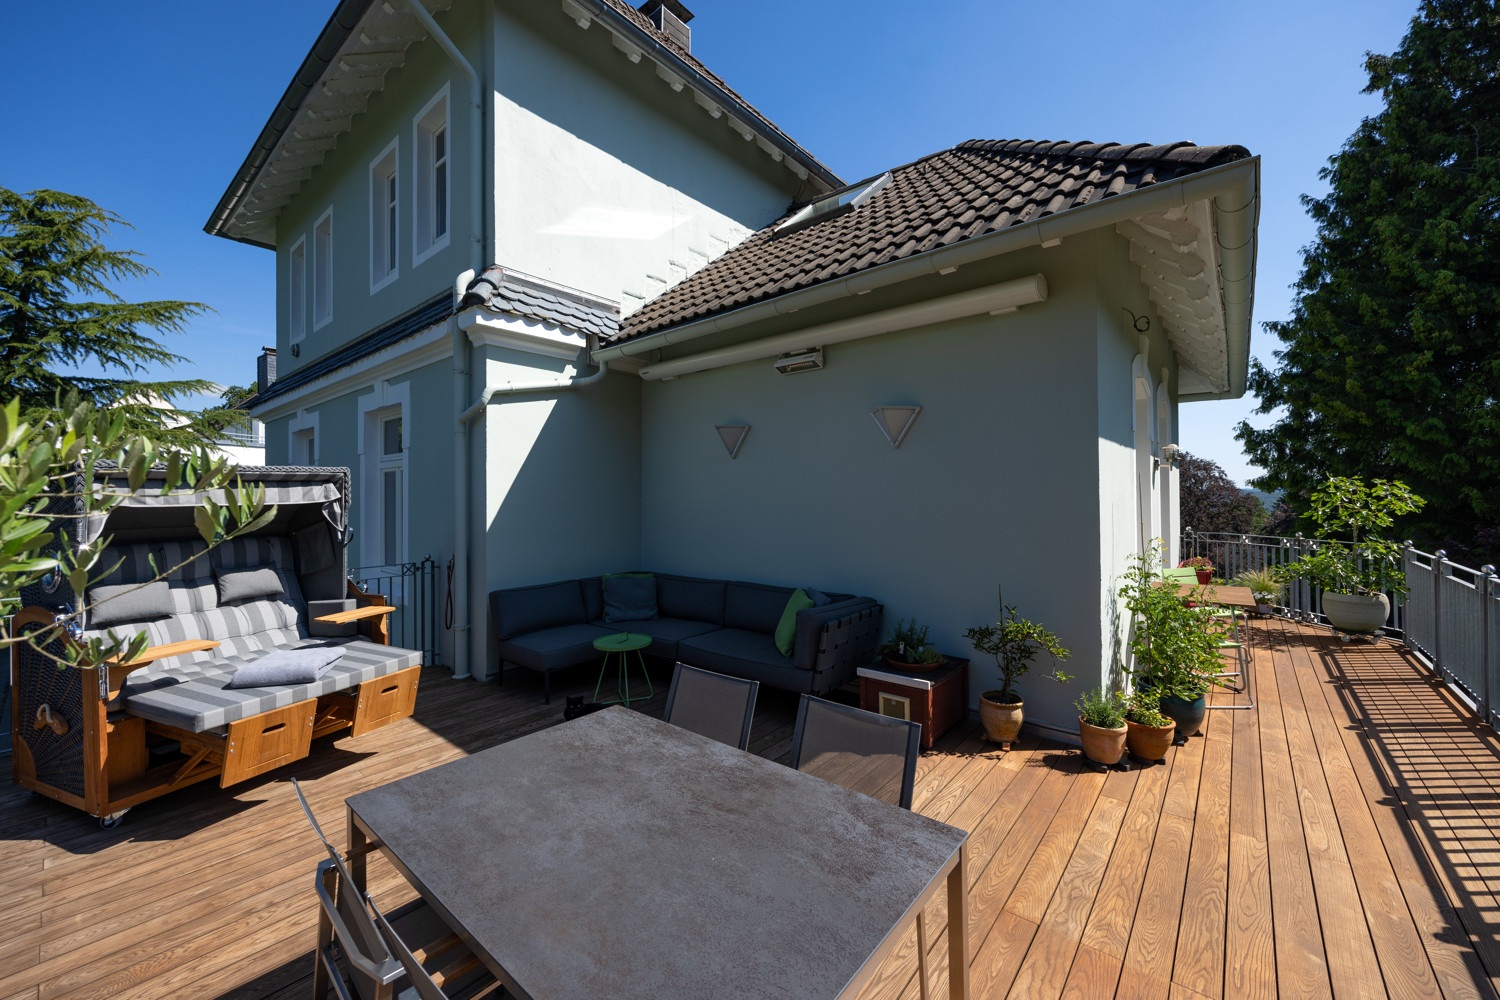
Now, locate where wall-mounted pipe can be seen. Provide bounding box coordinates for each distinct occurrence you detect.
[459,339,608,424]
[637,274,1047,381]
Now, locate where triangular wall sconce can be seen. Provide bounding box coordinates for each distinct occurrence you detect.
[871,406,921,449]
[716,425,750,459]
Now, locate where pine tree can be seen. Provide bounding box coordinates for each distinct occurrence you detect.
[1237,0,1500,564]
[0,187,238,447]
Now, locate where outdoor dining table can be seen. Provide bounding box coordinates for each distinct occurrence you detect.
[345,705,970,1000]
[1157,581,1258,609]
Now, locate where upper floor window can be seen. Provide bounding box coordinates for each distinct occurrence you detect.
[370,139,399,292]
[413,85,451,265]
[288,236,306,343]
[313,208,333,330]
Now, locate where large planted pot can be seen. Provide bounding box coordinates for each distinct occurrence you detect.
[1078,719,1128,765]
[1321,591,1390,634]
[979,692,1023,744]
[1125,717,1175,761]
[1159,693,1207,738]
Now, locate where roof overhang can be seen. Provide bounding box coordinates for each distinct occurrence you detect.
[205,0,840,250]
[597,156,1259,401]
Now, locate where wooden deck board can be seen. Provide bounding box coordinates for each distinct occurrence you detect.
[3,622,1500,999]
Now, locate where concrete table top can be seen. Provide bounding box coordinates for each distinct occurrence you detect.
[347,706,968,1000]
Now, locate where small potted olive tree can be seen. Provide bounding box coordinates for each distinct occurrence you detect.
[965,604,1071,746]
[1280,477,1425,636]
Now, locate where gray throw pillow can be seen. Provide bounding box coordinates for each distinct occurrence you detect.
[805,588,834,608]
[228,646,346,688]
[602,573,657,623]
[88,579,174,627]
[216,566,286,604]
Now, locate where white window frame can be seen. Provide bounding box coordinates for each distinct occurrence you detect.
[357,382,410,570]
[369,137,400,294]
[289,409,320,466]
[288,235,307,344]
[313,207,334,331]
[412,84,452,268]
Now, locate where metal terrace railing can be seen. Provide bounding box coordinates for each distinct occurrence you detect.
[349,556,443,667]
[1181,528,1500,729]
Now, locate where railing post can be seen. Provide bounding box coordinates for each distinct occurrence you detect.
[1483,564,1497,730]
[1400,541,1414,646]
[1433,550,1446,676]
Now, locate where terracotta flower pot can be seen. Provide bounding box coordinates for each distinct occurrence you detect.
[886,656,944,674]
[1078,718,1127,765]
[1195,569,1212,585]
[979,692,1023,744]
[1125,717,1175,761]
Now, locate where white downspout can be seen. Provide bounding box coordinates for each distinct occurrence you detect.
[458,334,609,425]
[396,0,485,678]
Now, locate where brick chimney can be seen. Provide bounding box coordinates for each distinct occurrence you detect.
[638,0,693,51]
[257,346,277,395]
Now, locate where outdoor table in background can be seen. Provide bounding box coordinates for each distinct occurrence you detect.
[347,706,970,1000]
[1158,582,1258,609]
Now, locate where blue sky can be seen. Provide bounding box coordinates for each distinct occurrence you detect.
[4,0,1417,485]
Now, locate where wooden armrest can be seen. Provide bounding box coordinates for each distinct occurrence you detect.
[314,605,397,625]
[108,639,221,668]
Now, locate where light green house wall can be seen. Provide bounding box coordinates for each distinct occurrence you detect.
[488,0,807,307]
[637,236,1130,735]
[273,4,480,379]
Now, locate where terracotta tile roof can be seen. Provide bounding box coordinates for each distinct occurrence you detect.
[615,138,1251,342]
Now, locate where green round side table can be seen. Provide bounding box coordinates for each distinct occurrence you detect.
[592,633,654,706]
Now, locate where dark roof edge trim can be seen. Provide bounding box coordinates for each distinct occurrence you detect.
[204,0,376,245]
[578,0,842,190]
[249,292,452,410]
[598,155,1260,360]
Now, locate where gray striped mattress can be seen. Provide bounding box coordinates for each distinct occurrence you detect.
[122,638,422,733]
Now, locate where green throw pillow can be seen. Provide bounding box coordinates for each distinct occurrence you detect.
[774,588,815,657]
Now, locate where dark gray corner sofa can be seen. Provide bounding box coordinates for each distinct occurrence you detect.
[489,573,883,702]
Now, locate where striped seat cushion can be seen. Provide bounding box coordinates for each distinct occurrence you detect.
[121,638,422,733]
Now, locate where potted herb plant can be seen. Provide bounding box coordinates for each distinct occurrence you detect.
[1075,687,1128,765]
[965,605,1071,745]
[1232,566,1282,615]
[1279,477,1425,634]
[1181,556,1214,585]
[1124,691,1174,762]
[879,618,945,672]
[1119,546,1224,739]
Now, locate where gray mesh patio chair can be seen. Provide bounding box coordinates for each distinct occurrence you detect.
[788,695,922,809]
[292,780,499,1000]
[663,662,759,750]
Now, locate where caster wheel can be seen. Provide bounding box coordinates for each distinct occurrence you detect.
[1339,633,1352,643]
[99,810,129,830]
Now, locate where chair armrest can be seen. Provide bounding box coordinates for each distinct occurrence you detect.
[108,639,222,668]
[309,599,358,638]
[792,598,881,670]
[313,605,397,624]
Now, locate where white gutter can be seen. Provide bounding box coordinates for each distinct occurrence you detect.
[638,275,1047,381]
[457,334,609,424]
[599,157,1260,397]
[395,0,484,679]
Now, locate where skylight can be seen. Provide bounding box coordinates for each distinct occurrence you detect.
[775,172,892,236]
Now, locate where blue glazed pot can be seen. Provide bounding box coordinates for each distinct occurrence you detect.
[1158,693,1206,738]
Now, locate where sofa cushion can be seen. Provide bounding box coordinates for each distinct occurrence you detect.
[497,623,616,673]
[121,638,421,733]
[88,580,174,628]
[656,575,727,626]
[492,581,587,641]
[215,566,286,605]
[579,576,604,622]
[595,617,719,659]
[775,589,815,656]
[603,574,657,623]
[677,628,806,690]
[724,582,795,634]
